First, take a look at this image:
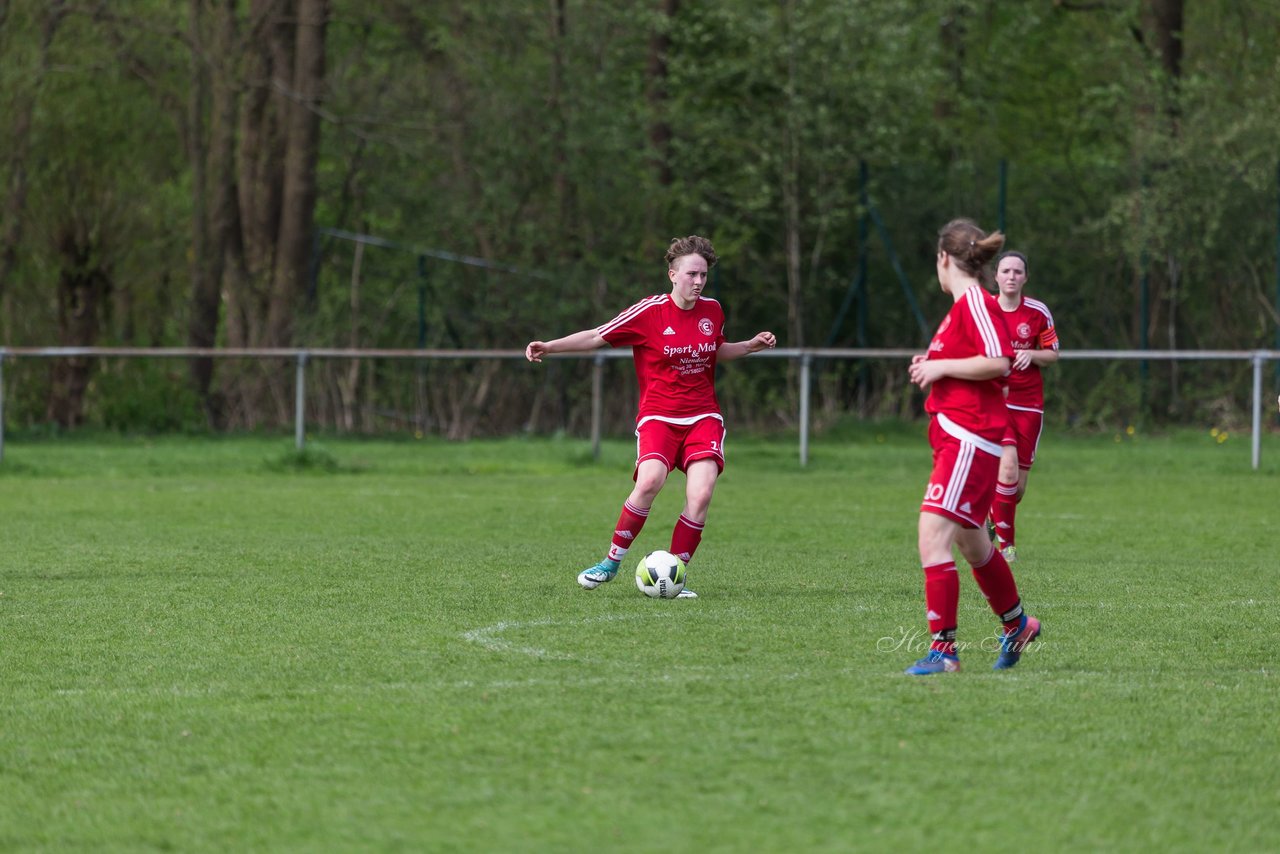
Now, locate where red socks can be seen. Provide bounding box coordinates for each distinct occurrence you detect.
[606,500,650,563]
[670,514,705,564]
[605,506,706,567]
[971,547,1024,632]
[923,561,960,655]
[924,549,1027,656]
[990,480,1019,547]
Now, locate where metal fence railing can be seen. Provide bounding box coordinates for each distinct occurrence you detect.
[1,347,1277,469]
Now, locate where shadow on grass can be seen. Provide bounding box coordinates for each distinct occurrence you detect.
[0,457,37,476]
[264,444,368,474]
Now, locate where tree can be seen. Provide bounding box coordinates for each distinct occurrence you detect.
[265,0,329,349]
[0,2,68,336]
[182,0,330,424]
[3,0,1279,432]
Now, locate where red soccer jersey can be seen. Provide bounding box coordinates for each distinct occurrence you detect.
[597,294,727,421]
[924,285,1014,439]
[999,295,1058,411]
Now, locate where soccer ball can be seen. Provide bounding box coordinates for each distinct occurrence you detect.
[635,550,687,599]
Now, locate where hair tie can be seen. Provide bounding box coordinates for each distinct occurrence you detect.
[969,239,975,247]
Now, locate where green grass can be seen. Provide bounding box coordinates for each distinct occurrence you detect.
[1,428,1278,851]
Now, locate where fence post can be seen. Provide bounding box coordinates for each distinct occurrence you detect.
[1252,351,1263,470]
[591,352,604,461]
[799,351,812,467]
[295,352,308,451]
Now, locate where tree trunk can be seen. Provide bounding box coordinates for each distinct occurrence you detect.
[186,0,218,417]
[782,2,804,348]
[233,0,290,348]
[547,0,569,234]
[0,3,67,312]
[46,225,111,427]
[1141,0,1184,410]
[265,0,328,348]
[934,1,967,122]
[646,0,678,188]
[1143,0,1184,83]
[337,239,363,430]
[208,0,325,426]
[203,0,248,424]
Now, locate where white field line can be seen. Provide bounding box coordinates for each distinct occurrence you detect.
[47,664,1272,701]
[460,611,674,660]
[47,665,825,701]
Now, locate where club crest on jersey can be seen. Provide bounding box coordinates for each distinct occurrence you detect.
[698,318,715,336]
[1017,322,1032,339]
[937,316,951,335]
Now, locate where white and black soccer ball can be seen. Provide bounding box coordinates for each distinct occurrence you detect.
[635,550,687,599]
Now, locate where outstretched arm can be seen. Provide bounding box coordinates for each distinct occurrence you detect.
[525,328,607,362]
[718,331,777,362]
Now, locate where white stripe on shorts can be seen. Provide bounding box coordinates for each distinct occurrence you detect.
[936,413,1003,458]
[942,438,976,513]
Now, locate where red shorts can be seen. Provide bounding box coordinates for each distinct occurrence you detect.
[921,417,1001,528]
[1000,407,1044,470]
[635,416,726,478]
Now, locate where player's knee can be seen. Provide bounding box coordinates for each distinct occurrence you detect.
[681,479,713,512]
[917,527,953,563]
[956,536,991,567]
[634,471,667,500]
[635,481,664,503]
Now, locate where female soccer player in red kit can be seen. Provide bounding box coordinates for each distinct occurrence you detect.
[525,235,776,598]
[987,251,1059,562]
[904,219,1041,675]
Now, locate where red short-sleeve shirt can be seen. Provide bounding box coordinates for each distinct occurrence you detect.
[598,294,727,422]
[923,285,1014,440]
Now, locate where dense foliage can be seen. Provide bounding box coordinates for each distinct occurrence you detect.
[1,0,1278,435]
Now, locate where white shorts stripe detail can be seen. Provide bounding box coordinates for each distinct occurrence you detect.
[636,450,672,468]
[943,440,975,512]
[936,413,1003,458]
[635,413,724,430]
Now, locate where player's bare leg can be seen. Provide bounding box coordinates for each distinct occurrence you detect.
[578,460,668,589]
[669,459,719,599]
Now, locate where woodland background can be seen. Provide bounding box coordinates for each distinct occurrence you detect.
[2,0,1278,438]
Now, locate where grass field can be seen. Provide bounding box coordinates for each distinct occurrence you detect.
[1,426,1278,851]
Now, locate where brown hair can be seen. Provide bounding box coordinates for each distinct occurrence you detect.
[937,218,1004,278]
[995,250,1028,274]
[665,235,718,269]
